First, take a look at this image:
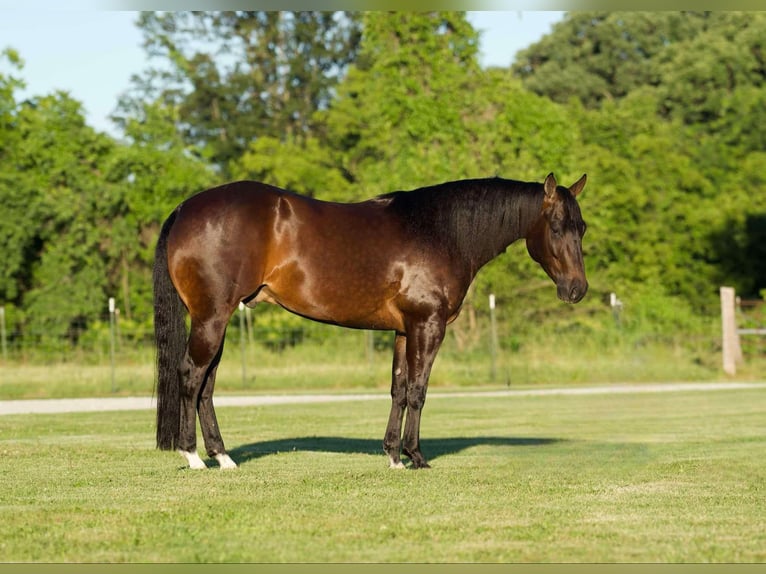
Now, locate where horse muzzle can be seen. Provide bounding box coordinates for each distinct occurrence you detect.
[557,279,588,304]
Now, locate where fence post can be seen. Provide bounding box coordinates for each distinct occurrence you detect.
[239,302,247,386]
[366,330,374,366]
[245,305,253,348]
[610,292,623,329]
[0,306,7,362]
[489,294,498,381]
[108,297,116,392]
[720,286,742,376]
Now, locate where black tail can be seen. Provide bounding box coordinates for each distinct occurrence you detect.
[153,209,187,450]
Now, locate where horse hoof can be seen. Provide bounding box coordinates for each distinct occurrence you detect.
[389,459,406,469]
[215,453,238,469]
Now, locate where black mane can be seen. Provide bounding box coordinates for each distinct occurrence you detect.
[380,177,544,269]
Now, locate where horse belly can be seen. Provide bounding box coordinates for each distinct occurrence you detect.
[259,259,405,332]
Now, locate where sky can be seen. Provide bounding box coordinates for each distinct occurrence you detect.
[0,11,565,136]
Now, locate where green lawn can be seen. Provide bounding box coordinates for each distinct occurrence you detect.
[1,384,764,562]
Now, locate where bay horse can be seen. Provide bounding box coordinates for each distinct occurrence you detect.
[153,172,588,470]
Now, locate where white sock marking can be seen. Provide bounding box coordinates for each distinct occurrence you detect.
[215,453,238,469]
[179,449,207,470]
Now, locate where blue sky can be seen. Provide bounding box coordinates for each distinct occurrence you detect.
[0,11,564,136]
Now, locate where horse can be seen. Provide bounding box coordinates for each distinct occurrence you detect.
[153,172,589,470]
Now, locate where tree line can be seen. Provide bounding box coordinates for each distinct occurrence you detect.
[1,11,764,350]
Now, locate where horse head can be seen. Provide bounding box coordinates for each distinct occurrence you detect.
[526,173,588,303]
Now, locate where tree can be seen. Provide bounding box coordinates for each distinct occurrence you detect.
[104,100,215,323]
[116,11,361,174]
[512,12,710,108]
[0,49,29,304]
[320,11,483,198]
[0,88,119,341]
[653,12,766,126]
[1,49,214,344]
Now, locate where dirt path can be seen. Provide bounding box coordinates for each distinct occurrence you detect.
[1,381,764,416]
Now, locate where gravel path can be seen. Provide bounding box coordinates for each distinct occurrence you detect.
[1,381,764,416]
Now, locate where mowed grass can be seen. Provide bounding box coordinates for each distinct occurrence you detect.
[1,386,765,562]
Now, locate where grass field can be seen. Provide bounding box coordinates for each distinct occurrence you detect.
[1,384,764,562]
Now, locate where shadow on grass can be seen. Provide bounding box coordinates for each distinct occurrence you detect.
[227,435,565,466]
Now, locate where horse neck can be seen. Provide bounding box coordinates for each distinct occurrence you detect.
[456,179,544,274]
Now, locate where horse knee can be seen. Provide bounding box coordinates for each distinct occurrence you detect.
[406,384,427,411]
[391,385,406,407]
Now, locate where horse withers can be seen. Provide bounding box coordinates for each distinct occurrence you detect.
[153,172,588,470]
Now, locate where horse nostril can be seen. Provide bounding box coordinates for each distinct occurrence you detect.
[569,286,581,302]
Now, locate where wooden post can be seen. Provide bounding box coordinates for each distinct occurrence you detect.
[720,286,741,376]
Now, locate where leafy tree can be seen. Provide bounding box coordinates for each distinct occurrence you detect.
[0,88,119,341]
[1,50,213,343]
[653,12,766,126]
[116,11,361,174]
[513,12,711,108]
[0,49,29,304]
[4,10,766,358]
[104,100,215,322]
[319,11,484,199]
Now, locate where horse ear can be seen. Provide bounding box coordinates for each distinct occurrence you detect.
[569,174,587,197]
[544,173,558,200]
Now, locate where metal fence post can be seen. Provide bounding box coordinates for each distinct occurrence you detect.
[109,297,116,392]
[720,286,741,376]
[239,302,247,386]
[489,294,498,381]
[0,306,7,362]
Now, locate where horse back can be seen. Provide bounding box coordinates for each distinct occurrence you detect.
[165,181,467,331]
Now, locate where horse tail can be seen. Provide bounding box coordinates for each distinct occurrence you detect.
[153,209,186,451]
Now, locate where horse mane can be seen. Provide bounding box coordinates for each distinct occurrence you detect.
[379,177,544,268]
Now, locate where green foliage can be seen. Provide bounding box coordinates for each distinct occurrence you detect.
[117,11,361,174]
[513,12,711,108]
[231,135,350,199]
[0,86,119,340]
[323,12,483,197]
[654,13,766,126]
[2,12,765,366]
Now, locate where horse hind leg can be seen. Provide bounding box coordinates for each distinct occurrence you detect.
[198,344,237,469]
[176,348,209,470]
[177,313,233,469]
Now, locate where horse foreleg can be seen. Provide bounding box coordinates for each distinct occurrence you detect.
[401,316,445,469]
[383,333,408,469]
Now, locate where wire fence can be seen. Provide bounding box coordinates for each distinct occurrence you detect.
[1,294,763,391]
[738,298,766,357]
[0,301,501,369]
